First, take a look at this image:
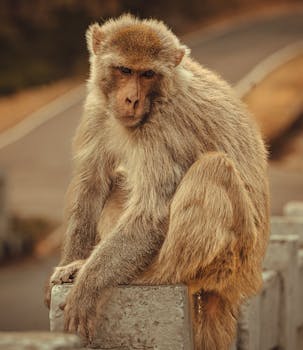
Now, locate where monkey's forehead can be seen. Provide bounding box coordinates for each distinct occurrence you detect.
[108,24,162,60]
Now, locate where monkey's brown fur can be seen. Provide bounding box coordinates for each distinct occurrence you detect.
[48,14,269,350]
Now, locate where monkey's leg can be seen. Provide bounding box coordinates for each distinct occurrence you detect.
[137,152,258,350]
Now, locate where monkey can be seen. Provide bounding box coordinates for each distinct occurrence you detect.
[46,14,269,350]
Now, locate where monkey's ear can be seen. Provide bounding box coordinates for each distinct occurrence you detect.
[173,48,186,67]
[86,23,104,55]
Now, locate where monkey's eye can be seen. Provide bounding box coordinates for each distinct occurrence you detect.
[119,66,132,75]
[142,70,155,78]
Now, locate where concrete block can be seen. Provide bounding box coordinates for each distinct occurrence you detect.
[50,284,194,350]
[237,271,280,350]
[264,234,299,350]
[259,270,280,349]
[237,293,261,350]
[0,331,82,350]
[284,201,303,217]
[271,216,303,244]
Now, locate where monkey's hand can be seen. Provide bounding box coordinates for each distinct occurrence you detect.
[44,260,86,309]
[62,284,96,342]
[51,259,86,285]
[62,280,110,343]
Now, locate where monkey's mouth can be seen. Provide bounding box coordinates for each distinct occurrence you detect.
[117,113,149,128]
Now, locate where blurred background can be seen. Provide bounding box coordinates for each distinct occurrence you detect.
[0,0,302,335]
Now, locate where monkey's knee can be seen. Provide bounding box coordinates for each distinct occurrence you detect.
[170,151,242,216]
[190,152,239,186]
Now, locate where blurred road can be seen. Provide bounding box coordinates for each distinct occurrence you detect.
[0,9,302,331]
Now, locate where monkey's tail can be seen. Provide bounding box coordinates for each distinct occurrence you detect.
[193,290,239,350]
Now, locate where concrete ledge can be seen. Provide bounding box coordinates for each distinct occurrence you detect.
[259,270,280,349]
[238,292,261,350]
[271,217,303,244]
[0,332,82,350]
[238,270,280,350]
[284,201,303,217]
[50,284,194,350]
[264,234,299,350]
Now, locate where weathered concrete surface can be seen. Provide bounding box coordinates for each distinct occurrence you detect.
[237,270,280,350]
[0,331,82,350]
[264,234,299,350]
[238,292,261,350]
[284,201,303,217]
[51,284,194,350]
[259,270,281,349]
[279,201,303,346]
[271,216,303,244]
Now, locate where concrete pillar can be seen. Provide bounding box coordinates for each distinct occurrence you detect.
[284,201,303,217]
[264,234,299,350]
[271,216,303,244]
[283,201,303,343]
[258,270,281,349]
[237,293,261,350]
[50,284,194,350]
[237,270,281,350]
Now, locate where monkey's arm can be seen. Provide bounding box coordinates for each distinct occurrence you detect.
[60,114,113,266]
[63,191,169,338]
[80,209,166,285]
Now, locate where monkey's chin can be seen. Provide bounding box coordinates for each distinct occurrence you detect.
[116,114,148,128]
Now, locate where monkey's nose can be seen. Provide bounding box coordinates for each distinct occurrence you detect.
[125,97,139,110]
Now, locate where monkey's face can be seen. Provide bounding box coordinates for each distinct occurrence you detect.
[107,65,160,128]
[86,16,188,128]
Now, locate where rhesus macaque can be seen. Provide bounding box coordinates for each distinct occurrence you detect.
[46,14,269,350]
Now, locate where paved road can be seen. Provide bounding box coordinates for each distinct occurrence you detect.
[0,9,302,331]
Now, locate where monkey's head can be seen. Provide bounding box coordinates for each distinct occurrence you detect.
[86,14,189,128]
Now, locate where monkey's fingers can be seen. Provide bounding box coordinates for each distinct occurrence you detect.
[51,272,73,284]
[77,316,90,342]
[68,315,79,334]
[51,263,82,285]
[63,312,70,332]
[64,307,78,333]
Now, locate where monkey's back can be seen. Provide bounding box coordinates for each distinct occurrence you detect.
[180,57,270,258]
